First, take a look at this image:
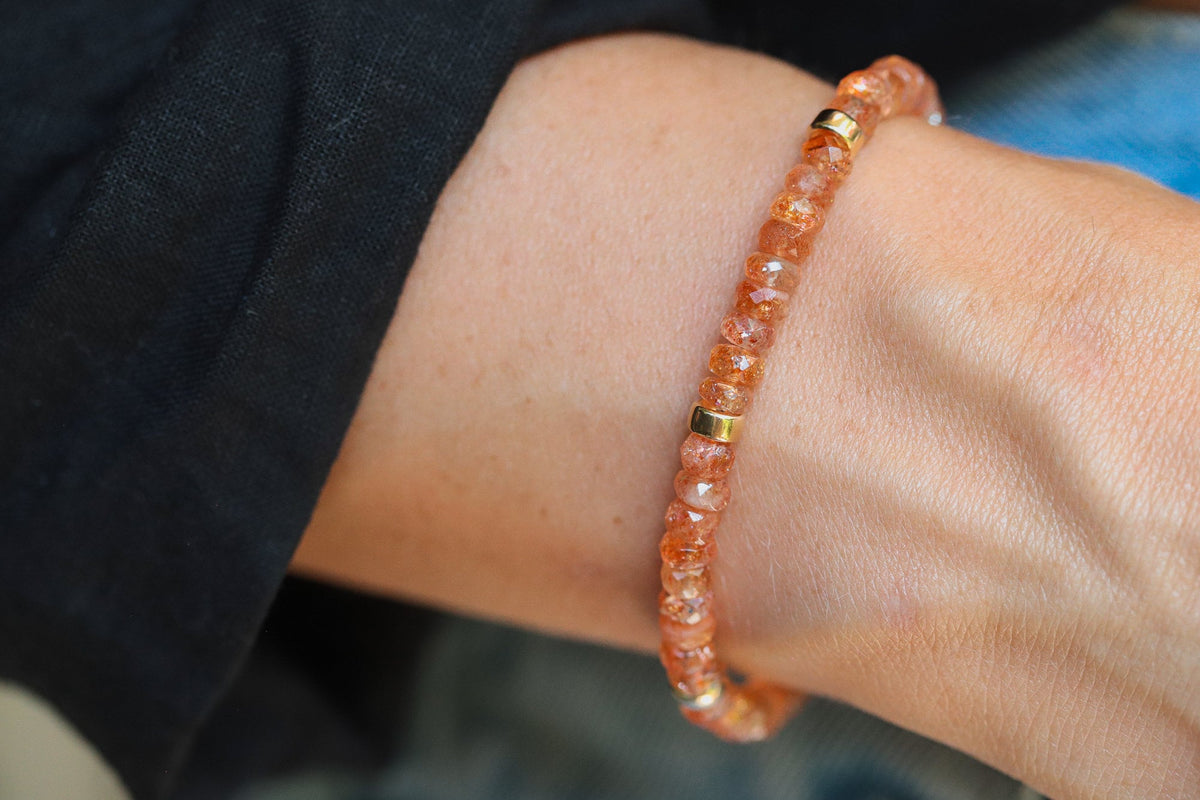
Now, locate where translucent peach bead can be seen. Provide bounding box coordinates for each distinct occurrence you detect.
[674,470,730,512]
[679,433,735,480]
[802,129,852,183]
[660,589,714,626]
[829,93,879,138]
[720,312,774,354]
[869,55,927,115]
[661,500,717,570]
[708,344,764,387]
[769,191,825,232]
[681,680,803,742]
[735,281,787,323]
[745,251,802,292]
[836,69,894,117]
[783,164,833,208]
[659,598,717,650]
[698,377,750,416]
[660,563,711,600]
[660,642,720,697]
[757,218,813,264]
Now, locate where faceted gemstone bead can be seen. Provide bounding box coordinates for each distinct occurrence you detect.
[758,218,814,264]
[735,280,787,323]
[802,129,852,183]
[720,312,774,354]
[661,500,718,569]
[768,191,825,233]
[869,55,927,116]
[682,681,801,742]
[745,251,802,292]
[659,598,717,650]
[661,562,711,600]
[698,377,750,416]
[829,93,879,138]
[679,432,735,480]
[660,590,715,626]
[708,344,764,388]
[783,164,833,208]
[836,69,894,117]
[674,470,730,512]
[660,642,720,698]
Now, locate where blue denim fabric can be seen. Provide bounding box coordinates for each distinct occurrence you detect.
[239,10,1200,800]
[949,9,1200,199]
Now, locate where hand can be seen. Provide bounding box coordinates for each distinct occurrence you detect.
[292,33,1200,798]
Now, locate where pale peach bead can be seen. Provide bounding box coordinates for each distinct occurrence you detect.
[698,377,750,416]
[660,563,711,600]
[659,590,715,626]
[660,642,720,697]
[869,55,927,115]
[674,470,730,512]
[735,281,787,323]
[708,343,764,387]
[659,602,717,650]
[769,190,825,233]
[758,218,813,264]
[679,433,735,480]
[745,251,802,292]
[720,312,774,354]
[783,164,833,208]
[836,68,894,117]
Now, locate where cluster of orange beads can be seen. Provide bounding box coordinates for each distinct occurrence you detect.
[658,55,943,742]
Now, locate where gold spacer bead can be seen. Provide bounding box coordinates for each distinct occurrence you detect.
[689,405,744,443]
[674,678,724,711]
[811,108,866,155]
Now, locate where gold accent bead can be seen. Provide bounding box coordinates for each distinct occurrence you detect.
[674,678,724,711]
[811,108,865,155]
[689,405,744,443]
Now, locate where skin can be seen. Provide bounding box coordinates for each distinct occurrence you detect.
[292,34,1200,799]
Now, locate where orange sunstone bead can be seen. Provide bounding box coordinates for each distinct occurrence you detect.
[660,643,720,697]
[660,590,715,626]
[709,344,764,387]
[758,218,814,264]
[721,312,774,354]
[680,433,735,480]
[661,499,718,570]
[802,129,852,183]
[659,600,717,650]
[769,191,825,232]
[735,280,787,322]
[745,251,802,292]
[783,164,833,208]
[698,377,750,416]
[836,69,895,117]
[674,470,730,512]
[681,681,800,742]
[869,55,926,115]
[830,93,879,138]
[661,563,711,600]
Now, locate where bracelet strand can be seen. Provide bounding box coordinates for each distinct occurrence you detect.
[658,55,944,742]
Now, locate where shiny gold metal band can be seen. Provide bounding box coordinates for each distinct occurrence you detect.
[689,405,744,443]
[811,108,865,155]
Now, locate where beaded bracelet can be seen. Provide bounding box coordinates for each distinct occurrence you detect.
[658,56,944,741]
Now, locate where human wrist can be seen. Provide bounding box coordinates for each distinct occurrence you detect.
[717,117,1200,797]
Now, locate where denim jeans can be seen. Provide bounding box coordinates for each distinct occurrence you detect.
[239,9,1200,800]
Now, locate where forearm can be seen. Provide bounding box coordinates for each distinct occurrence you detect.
[292,33,1200,798]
